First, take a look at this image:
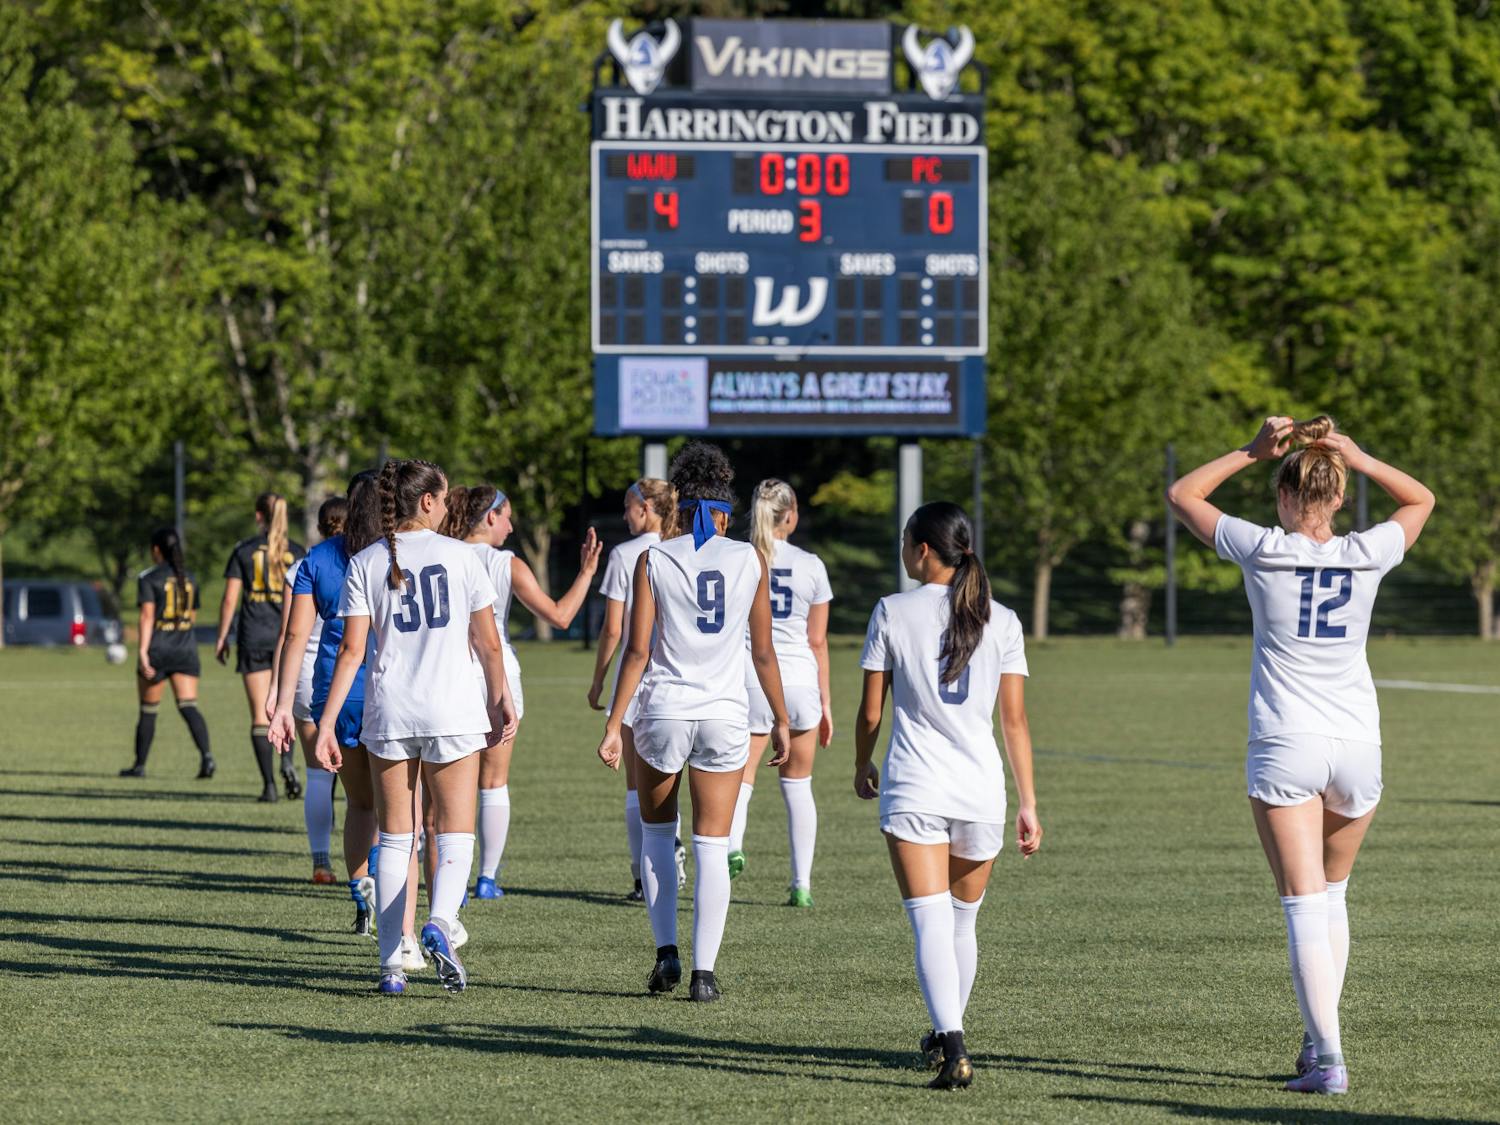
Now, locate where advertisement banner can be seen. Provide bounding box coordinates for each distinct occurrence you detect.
[690,19,891,95]
[618,356,710,431]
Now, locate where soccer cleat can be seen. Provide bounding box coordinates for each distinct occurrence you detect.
[928,1031,974,1090]
[451,918,469,950]
[377,972,407,995]
[675,838,687,890]
[787,886,814,908]
[474,876,503,900]
[352,902,374,937]
[196,755,216,779]
[626,879,645,902]
[352,876,376,938]
[647,945,682,994]
[281,767,302,800]
[1295,1040,1316,1077]
[421,919,467,993]
[689,969,722,1002]
[727,850,746,880]
[919,1030,944,1070]
[257,783,279,804]
[312,866,337,886]
[400,934,427,974]
[1285,1064,1348,1095]
[118,764,146,778]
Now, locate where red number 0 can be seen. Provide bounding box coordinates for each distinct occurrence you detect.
[826,154,850,196]
[760,154,784,195]
[798,200,822,242]
[796,155,821,195]
[928,192,953,235]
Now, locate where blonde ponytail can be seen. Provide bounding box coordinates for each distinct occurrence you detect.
[1275,415,1348,516]
[749,479,795,565]
[257,492,290,589]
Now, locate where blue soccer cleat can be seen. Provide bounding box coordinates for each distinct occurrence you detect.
[377,972,407,995]
[474,876,504,900]
[421,919,467,993]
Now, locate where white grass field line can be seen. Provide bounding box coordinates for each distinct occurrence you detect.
[1376,679,1500,695]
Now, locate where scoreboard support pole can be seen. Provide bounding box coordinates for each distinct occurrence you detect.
[643,442,668,482]
[897,442,923,592]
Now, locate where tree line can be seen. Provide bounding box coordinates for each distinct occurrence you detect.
[3,1,1498,636]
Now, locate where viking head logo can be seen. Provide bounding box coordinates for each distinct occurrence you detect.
[607,19,682,96]
[902,26,975,102]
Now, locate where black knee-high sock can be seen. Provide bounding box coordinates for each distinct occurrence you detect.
[178,702,211,758]
[134,704,160,767]
[251,725,276,787]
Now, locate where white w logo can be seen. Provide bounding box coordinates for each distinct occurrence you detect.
[751,277,828,328]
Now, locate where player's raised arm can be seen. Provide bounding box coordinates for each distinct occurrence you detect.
[1167,417,1295,547]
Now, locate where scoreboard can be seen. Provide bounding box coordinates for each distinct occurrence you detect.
[591,19,987,437]
[591,143,986,355]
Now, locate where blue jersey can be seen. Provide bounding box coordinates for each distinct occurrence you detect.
[293,536,365,710]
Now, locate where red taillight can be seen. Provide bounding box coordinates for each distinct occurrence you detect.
[70,620,87,645]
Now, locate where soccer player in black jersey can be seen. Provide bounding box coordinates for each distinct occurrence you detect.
[214,493,306,802]
[121,528,215,778]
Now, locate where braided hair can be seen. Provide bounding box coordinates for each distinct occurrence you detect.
[375,458,447,589]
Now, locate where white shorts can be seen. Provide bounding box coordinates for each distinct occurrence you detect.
[293,668,314,722]
[611,690,640,729]
[364,734,486,765]
[633,716,750,775]
[1247,735,1382,819]
[746,672,822,734]
[880,811,1006,862]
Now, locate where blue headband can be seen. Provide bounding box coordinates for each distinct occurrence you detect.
[488,491,507,513]
[679,499,732,549]
[626,482,645,505]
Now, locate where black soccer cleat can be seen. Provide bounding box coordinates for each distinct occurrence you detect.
[928,1031,974,1090]
[626,879,644,903]
[196,755,217,780]
[919,1029,944,1070]
[647,945,681,994]
[119,764,146,778]
[352,903,374,938]
[257,783,279,804]
[281,767,302,800]
[688,970,721,1003]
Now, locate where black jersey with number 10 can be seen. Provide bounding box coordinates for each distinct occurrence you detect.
[138,564,200,661]
[224,534,306,651]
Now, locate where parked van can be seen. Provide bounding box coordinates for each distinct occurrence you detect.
[2,580,123,648]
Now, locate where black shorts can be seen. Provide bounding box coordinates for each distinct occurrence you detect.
[143,645,201,683]
[236,644,276,675]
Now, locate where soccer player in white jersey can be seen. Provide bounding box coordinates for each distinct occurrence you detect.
[1168,416,1434,1096]
[587,478,686,900]
[440,483,600,898]
[268,496,344,884]
[317,458,518,996]
[596,443,791,1002]
[855,501,1041,1090]
[729,480,833,904]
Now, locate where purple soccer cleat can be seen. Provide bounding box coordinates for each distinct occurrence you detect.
[1294,1041,1316,1077]
[1285,1064,1348,1095]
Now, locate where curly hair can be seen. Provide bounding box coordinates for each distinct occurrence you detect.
[668,441,736,509]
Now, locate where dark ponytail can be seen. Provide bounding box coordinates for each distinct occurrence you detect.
[439,483,502,540]
[342,470,382,558]
[375,458,447,589]
[150,527,188,605]
[317,495,348,539]
[906,502,990,684]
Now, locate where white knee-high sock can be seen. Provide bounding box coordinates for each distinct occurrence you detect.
[778,777,817,890]
[376,832,414,971]
[477,787,510,879]
[431,832,475,924]
[304,769,336,859]
[904,892,964,1034]
[1326,878,1350,1004]
[640,820,678,949]
[952,893,983,1017]
[1282,893,1343,1063]
[625,790,644,880]
[728,783,753,852]
[691,835,731,972]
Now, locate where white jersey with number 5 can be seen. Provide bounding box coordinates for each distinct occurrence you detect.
[636,534,762,724]
[1215,515,1405,745]
[341,529,497,741]
[860,584,1028,824]
[743,539,832,683]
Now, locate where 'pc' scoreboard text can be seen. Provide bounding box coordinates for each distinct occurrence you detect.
[591,19,988,437]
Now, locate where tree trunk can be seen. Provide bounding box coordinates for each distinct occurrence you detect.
[521,525,554,641]
[0,535,6,649]
[1117,519,1151,640]
[1473,560,1496,640]
[1031,557,1052,640]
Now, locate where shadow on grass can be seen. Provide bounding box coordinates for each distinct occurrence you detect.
[0,907,347,945]
[1,836,303,859]
[994,1053,1277,1086]
[1055,1093,1497,1124]
[0,785,268,805]
[0,858,326,899]
[228,1021,919,1087]
[1399,797,1500,809]
[497,885,643,910]
[0,812,287,835]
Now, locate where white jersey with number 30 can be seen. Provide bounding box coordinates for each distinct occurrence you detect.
[1215,515,1405,745]
[860,584,1028,824]
[636,534,762,723]
[341,529,497,741]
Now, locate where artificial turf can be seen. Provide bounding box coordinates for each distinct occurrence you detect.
[0,637,1495,1123]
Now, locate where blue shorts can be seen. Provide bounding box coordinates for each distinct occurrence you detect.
[312,695,364,750]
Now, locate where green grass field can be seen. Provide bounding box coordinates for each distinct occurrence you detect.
[0,638,1495,1123]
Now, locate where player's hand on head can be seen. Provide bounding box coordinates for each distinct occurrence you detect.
[1246,416,1295,461]
[853,761,879,800]
[1313,430,1367,469]
[598,729,622,770]
[1016,804,1042,857]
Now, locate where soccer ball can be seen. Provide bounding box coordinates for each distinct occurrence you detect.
[106,643,128,665]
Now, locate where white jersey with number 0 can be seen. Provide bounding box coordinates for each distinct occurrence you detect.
[860,583,1028,824]
[341,529,497,741]
[1216,515,1405,745]
[601,531,660,704]
[742,539,832,683]
[637,534,762,723]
